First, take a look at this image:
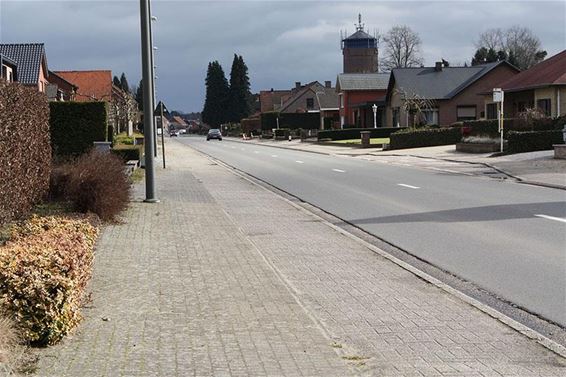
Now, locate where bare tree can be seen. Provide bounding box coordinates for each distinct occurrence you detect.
[394,88,436,127]
[474,26,546,69]
[381,25,424,71]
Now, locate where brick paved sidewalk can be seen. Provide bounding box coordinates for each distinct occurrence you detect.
[36,140,566,376]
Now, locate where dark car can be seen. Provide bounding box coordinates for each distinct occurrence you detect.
[207,129,222,141]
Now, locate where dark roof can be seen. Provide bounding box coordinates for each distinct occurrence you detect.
[388,61,515,100]
[316,86,339,110]
[0,53,17,67]
[0,43,47,85]
[336,73,390,91]
[500,50,566,92]
[344,30,375,40]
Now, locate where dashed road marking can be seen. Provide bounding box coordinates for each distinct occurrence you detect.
[397,183,420,189]
[254,151,260,154]
[295,160,304,164]
[271,155,278,158]
[332,169,346,173]
[534,214,566,224]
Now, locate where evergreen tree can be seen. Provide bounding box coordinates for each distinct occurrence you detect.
[113,76,121,87]
[227,54,252,123]
[120,73,130,94]
[135,79,144,111]
[202,61,229,127]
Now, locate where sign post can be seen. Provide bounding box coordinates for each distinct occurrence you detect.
[154,101,168,169]
[493,88,504,153]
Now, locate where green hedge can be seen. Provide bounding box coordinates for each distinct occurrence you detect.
[318,127,402,141]
[464,117,562,138]
[507,130,563,154]
[274,128,290,138]
[50,102,108,156]
[389,127,462,150]
[111,145,143,161]
[261,112,319,130]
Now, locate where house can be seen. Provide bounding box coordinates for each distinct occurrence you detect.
[279,81,340,129]
[0,54,18,82]
[0,43,49,92]
[385,61,519,127]
[336,73,390,128]
[46,71,77,101]
[54,70,138,134]
[483,50,566,119]
[259,89,293,113]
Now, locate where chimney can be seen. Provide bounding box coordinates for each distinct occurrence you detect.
[270,88,274,92]
[435,62,443,72]
[325,80,332,88]
[295,81,301,89]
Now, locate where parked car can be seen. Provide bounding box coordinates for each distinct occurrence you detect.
[207,129,222,141]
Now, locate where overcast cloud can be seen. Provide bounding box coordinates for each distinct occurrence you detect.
[1,0,564,112]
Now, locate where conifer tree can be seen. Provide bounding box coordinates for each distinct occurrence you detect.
[227,54,252,123]
[120,73,130,93]
[202,61,229,127]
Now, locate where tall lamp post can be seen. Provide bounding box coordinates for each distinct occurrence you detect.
[140,0,157,202]
[150,12,158,157]
[372,103,377,128]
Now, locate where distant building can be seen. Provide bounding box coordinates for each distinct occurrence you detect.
[385,61,518,127]
[259,88,293,113]
[341,14,378,74]
[279,81,340,129]
[46,70,77,101]
[336,73,390,127]
[0,43,49,92]
[0,54,17,82]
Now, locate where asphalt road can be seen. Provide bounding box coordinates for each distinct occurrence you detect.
[176,136,566,327]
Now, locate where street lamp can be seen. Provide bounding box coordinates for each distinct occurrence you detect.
[372,103,377,128]
[139,0,157,202]
[150,12,157,157]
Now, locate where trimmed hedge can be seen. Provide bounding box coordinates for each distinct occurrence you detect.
[112,144,143,161]
[389,127,462,150]
[0,214,99,345]
[318,127,402,141]
[507,130,563,154]
[464,117,562,138]
[0,81,51,225]
[50,102,108,156]
[260,112,319,130]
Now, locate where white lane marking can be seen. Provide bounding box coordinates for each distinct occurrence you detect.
[397,183,420,189]
[271,155,278,158]
[254,151,260,154]
[295,160,304,164]
[240,148,245,151]
[534,214,566,224]
[332,169,346,173]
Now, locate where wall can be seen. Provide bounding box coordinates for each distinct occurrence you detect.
[342,89,386,125]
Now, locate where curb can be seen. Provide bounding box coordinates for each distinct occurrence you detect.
[190,145,566,360]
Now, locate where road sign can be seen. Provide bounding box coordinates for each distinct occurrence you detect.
[154,101,169,116]
[493,88,504,103]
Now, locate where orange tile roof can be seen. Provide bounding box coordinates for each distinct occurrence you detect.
[54,70,112,102]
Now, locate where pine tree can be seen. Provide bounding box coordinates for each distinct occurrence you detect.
[135,79,144,111]
[120,73,130,94]
[227,54,252,123]
[202,61,229,127]
[113,76,121,87]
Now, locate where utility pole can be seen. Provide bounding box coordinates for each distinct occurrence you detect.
[140,0,158,202]
[149,6,157,157]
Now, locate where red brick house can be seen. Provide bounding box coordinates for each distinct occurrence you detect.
[385,61,519,127]
[46,70,77,101]
[336,73,390,128]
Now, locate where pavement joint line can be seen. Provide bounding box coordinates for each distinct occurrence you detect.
[534,214,566,223]
[216,205,363,377]
[191,145,566,360]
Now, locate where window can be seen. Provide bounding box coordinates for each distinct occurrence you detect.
[456,106,477,121]
[306,98,314,109]
[486,103,497,120]
[1,65,6,80]
[537,98,551,116]
[392,108,400,127]
[421,109,439,125]
[339,94,344,108]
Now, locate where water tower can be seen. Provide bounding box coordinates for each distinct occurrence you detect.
[341,14,378,73]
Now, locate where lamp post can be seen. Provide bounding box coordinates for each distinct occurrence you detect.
[150,12,158,157]
[372,103,377,128]
[140,0,157,202]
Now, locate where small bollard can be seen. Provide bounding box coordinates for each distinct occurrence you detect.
[360,131,371,148]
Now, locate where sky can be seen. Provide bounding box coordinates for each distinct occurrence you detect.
[1,0,565,112]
